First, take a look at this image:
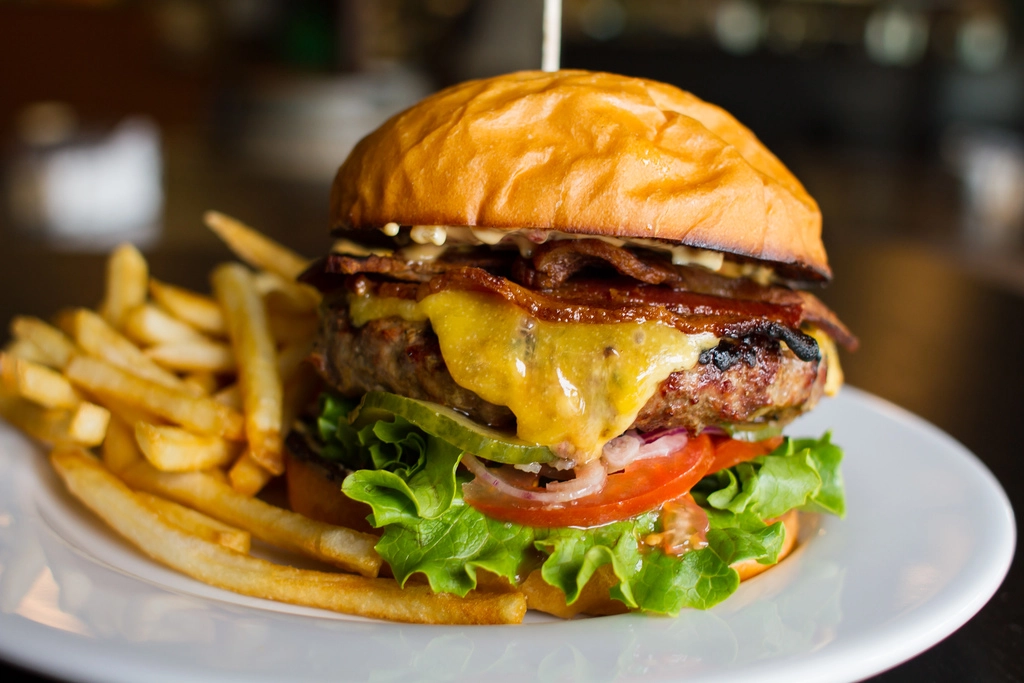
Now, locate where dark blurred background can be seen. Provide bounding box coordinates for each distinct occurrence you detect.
[2,7,1023,681]
[0,0,1022,299]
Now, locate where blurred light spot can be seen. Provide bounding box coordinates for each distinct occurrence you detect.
[943,127,1024,248]
[15,102,77,147]
[956,14,1008,73]
[580,0,626,41]
[155,0,212,59]
[8,117,163,250]
[241,67,428,181]
[767,5,806,53]
[865,7,929,66]
[715,0,762,55]
[15,568,90,635]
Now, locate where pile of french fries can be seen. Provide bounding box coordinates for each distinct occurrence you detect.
[0,211,526,626]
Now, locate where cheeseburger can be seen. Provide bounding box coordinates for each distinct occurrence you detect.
[289,70,856,617]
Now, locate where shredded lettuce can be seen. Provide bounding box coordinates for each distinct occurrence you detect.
[319,393,845,614]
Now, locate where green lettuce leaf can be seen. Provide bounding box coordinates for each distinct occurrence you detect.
[372,493,535,595]
[316,393,845,613]
[622,546,739,612]
[341,434,462,522]
[695,432,846,520]
[322,394,464,519]
[532,515,740,613]
[705,519,786,566]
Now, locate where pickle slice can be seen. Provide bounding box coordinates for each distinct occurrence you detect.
[724,421,784,442]
[349,392,556,465]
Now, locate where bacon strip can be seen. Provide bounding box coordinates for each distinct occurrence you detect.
[515,239,680,288]
[303,242,857,352]
[305,250,509,288]
[420,269,823,361]
[518,240,856,349]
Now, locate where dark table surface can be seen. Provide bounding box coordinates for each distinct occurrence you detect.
[0,237,1019,681]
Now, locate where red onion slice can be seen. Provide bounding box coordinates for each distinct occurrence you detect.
[635,432,689,461]
[462,454,607,503]
[638,426,689,444]
[601,433,642,471]
[603,430,690,472]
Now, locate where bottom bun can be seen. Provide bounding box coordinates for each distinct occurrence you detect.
[285,448,374,534]
[284,449,800,618]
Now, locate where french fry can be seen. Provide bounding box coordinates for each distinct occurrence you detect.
[228,449,275,496]
[0,393,109,446]
[0,352,81,409]
[99,243,149,330]
[282,362,321,430]
[53,448,525,624]
[10,316,78,369]
[69,402,111,445]
[277,339,313,383]
[102,415,142,473]
[124,304,206,346]
[213,384,242,410]
[254,270,320,314]
[63,309,199,396]
[4,338,53,366]
[96,394,166,429]
[212,264,283,474]
[268,314,319,345]
[119,459,382,577]
[205,211,311,281]
[212,341,311,413]
[135,422,240,472]
[145,340,236,374]
[149,279,227,337]
[183,372,218,396]
[136,492,251,554]
[65,356,244,440]
[238,361,319,498]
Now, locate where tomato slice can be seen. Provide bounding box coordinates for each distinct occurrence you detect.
[709,435,784,472]
[463,434,715,528]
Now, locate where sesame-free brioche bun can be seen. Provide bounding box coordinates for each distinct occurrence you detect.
[331,70,830,281]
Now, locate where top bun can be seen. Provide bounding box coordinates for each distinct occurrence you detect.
[331,70,830,281]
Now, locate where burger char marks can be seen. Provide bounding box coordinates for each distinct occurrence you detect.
[310,292,515,429]
[310,296,826,434]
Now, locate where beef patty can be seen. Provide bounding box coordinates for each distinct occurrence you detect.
[309,300,828,435]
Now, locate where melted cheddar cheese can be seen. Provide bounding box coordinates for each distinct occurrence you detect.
[807,326,843,396]
[350,290,718,463]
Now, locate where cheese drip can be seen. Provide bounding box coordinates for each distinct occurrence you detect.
[353,290,718,462]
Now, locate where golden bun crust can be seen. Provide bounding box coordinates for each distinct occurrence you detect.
[332,70,829,281]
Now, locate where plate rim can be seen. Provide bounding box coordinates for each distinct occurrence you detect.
[0,386,1015,683]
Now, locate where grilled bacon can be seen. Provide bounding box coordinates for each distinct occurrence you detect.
[303,239,856,356]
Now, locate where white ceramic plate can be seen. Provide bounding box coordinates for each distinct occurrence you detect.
[0,387,1014,683]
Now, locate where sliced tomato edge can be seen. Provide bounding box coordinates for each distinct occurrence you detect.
[462,433,783,528]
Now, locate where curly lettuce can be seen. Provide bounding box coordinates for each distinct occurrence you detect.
[316,393,844,614]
